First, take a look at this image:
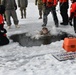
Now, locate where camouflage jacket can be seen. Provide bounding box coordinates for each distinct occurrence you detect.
[35,0,43,5]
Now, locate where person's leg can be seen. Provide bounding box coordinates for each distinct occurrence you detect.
[24,7,26,18]
[5,10,11,26]
[39,9,42,19]
[60,8,68,24]
[51,7,59,27]
[42,8,50,26]
[11,10,19,27]
[38,4,43,19]
[20,7,23,19]
[73,17,76,33]
[60,2,68,25]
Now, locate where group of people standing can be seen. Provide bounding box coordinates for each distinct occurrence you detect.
[0,0,28,29]
[35,0,69,27]
[0,0,28,46]
[0,0,76,46]
[0,0,76,30]
[35,0,76,33]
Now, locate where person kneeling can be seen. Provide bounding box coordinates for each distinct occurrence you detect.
[0,24,9,46]
[0,5,9,46]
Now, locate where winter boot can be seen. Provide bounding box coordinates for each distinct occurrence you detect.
[15,25,20,28]
[39,16,42,19]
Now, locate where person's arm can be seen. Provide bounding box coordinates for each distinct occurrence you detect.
[27,0,28,6]
[1,0,6,6]
[18,0,20,7]
[14,0,17,10]
[25,0,28,7]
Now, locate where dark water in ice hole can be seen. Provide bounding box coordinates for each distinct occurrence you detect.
[9,32,70,47]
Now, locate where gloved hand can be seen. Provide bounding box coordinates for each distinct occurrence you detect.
[15,5,17,10]
[69,17,72,26]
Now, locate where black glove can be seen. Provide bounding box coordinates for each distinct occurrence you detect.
[15,5,17,10]
[69,17,72,26]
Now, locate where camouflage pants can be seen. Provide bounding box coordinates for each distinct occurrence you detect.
[38,4,43,17]
[20,7,26,18]
[5,10,19,26]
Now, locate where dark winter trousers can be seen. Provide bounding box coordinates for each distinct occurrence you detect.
[43,6,59,26]
[20,7,26,18]
[60,2,69,24]
[73,17,76,32]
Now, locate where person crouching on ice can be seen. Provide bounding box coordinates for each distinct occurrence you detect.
[0,5,9,46]
[69,0,76,33]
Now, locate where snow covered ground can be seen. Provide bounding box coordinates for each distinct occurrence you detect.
[0,0,76,75]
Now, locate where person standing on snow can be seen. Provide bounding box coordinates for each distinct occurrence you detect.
[42,0,59,27]
[59,0,69,25]
[35,0,43,19]
[69,0,76,33]
[2,0,19,29]
[18,0,28,19]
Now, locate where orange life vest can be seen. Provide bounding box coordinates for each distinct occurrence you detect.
[42,0,57,7]
[70,2,76,17]
[59,0,68,3]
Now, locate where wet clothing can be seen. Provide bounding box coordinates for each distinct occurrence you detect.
[59,0,69,24]
[70,2,76,33]
[2,0,19,26]
[35,0,43,18]
[18,0,28,18]
[42,0,59,27]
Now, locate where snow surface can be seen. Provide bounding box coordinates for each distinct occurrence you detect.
[0,0,76,75]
